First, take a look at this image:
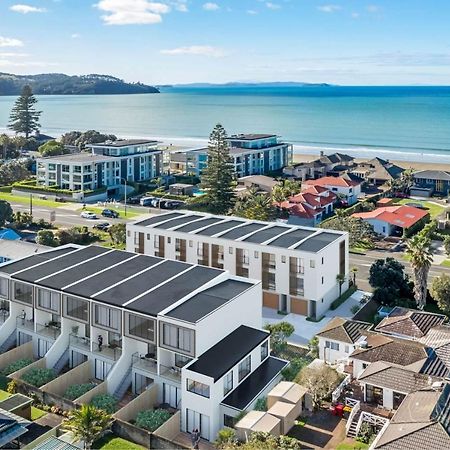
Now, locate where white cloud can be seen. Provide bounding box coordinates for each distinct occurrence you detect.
[161,45,226,57]
[174,2,188,12]
[71,33,81,39]
[0,52,28,57]
[351,12,359,19]
[0,36,24,47]
[10,4,46,13]
[94,0,171,25]
[266,2,280,10]
[203,2,219,11]
[0,60,58,67]
[317,4,341,13]
[247,9,257,15]
[367,5,379,13]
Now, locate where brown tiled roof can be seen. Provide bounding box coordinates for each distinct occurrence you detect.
[316,317,372,344]
[375,307,446,339]
[419,325,450,348]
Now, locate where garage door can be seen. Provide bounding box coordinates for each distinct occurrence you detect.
[263,292,279,309]
[290,297,308,316]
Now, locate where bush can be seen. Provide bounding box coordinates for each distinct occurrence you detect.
[1,358,33,376]
[135,409,171,432]
[21,367,56,387]
[330,286,357,310]
[254,397,268,411]
[6,380,17,394]
[281,357,311,381]
[357,422,376,444]
[215,428,237,448]
[90,394,117,414]
[64,383,96,400]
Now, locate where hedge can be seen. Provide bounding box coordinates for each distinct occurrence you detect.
[90,394,117,414]
[135,409,171,432]
[330,286,357,310]
[1,358,33,376]
[64,383,96,400]
[21,367,56,387]
[13,181,107,197]
[0,185,12,193]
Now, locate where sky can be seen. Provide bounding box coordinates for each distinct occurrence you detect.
[0,0,449,85]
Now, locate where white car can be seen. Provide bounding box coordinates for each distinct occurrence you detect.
[80,211,98,219]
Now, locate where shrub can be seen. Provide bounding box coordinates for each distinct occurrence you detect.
[21,367,56,387]
[6,380,17,394]
[254,397,268,411]
[135,409,171,432]
[282,357,311,382]
[215,428,237,448]
[1,358,33,376]
[90,394,117,414]
[64,383,96,400]
[357,422,376,444]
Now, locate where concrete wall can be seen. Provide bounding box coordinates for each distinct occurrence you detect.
[76,380,108,405]
[0,341,33,372]
[154,411,182,441]
[114,385,158,422]
[112,420,152,449]
[41,360,91,397]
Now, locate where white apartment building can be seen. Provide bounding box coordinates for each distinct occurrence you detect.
[127,212,349,319]
[36,139,162,198]
[0,245,286,442]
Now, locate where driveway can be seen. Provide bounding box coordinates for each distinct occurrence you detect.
[262,290,371,346]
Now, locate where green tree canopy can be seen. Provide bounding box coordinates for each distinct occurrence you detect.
[0,201,13,227]
[263,322,294,355]
[38,140,69,157]
[8,85,41,139]
[200,123,235,214]
[320,215,375,248]
[108,223,126,246]
[0,160,31,186]
[61,130,117,149]
[430,274,450,315]
[233,189,277,221]
[36,230,58,247]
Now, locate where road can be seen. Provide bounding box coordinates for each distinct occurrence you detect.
[350,250,450,291]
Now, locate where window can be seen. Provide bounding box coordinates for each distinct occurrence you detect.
[325,341,339,351]
[187,379,210,398]
[289,277,304,296]
[14,282,32,305]
[345,345,350,353]
[65,296,89,322]
[167,237,171,244]
[37,289,60,313]
[161,323,194,355]
[197,242,203,256]
[127,313,155,342]
[322,257,324,264]
[175,354,191,368]
[229,247,233,254]
[224,371,233,395]
[94,304,121,331]
[310,260,315,268]
[154,235,160,248]
[322,276,324,284]
[147,234,150,240]
[281,255,286,263]
[290,257,304,274]
[189,240,193,247]
[224,414,235,428]
[261,341,269,360]
[0,277,8,298]
[254,251,259,259]
[262,272,276,291]
[366,384,383,406]
[238,355,251,382]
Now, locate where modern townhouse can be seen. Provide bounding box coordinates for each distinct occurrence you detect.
[0,245,286,442]
[36,139,162,199]
[126,211,349,319]
[169,134,293,177]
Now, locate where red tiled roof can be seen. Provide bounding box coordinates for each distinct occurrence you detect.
[352,205,429,229]
[304,176,361,188]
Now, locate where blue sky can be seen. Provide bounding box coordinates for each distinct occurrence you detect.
[0,0,449,85]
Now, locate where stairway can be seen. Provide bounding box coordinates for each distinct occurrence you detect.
[53,348,69,374]
[347,410,362,438]
[0,330,16,353]
[113,367,132,401]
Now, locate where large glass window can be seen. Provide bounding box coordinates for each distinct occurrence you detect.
[94,304,121,331]
[325,341,339,351]
[187,379,210,398]
[289,277,304,296]
[161,323,194,355]
[224,371,233,396]
[238,355,251,382]
[261,341,269,361]
[127,313,155,342]
[0,277,8,298]
[37,289,60,313]
[366,384,384,406]
[65,296,89,322]
[14,282,33,305]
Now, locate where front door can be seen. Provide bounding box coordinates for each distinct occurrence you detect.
[38,339,51,358]
[164,383,181,408]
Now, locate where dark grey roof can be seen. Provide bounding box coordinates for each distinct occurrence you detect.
[176,217,222,233]
[153,215,205,229]
[135,213,185,227]
[187,325,269,381]
[166,279,254,323]
[296,232,339,252]
[219,223,267,239]
[414,170,450,181]
[268,229,316,248]
[243,226,289,244]
[89,139,159,147]
[221,356,288,410]
[0,394,32,412]
[195,220,245,237]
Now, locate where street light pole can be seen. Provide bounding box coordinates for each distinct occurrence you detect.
[29,193,33,216]
[121,178,127,217]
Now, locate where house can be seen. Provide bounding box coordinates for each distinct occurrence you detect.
[283,152,354,181]
[316,317,372,364]
[412,170,450,197]
[372,384,450,450]
[0,244,286,442]
[374,307,446,340]
[36,139,163,200]
[236,175,281,195]
[303,176,362,205]
[277,186,336,226]
[169,183,195,196]
[170,134,293,177]
[350,157,404,186]
[0,240,49,264]
[127,212,349,319]
[352,205,429,237]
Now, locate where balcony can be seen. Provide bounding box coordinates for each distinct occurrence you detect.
[132,352,158,375]
[16,315,34,332]
[161,364,182,383]
[36,321,61,340]
[69,333,91,352]
[92,342,122,361]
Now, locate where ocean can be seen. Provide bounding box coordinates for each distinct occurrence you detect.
[1,85,450,163]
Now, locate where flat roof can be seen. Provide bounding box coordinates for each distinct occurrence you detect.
[166,279,253,323]
[132,212,345,253]
[133,212,184,227]
[88,139,159,147]
[228,134,276,140]
[221,357,288,410]
[187,325,269,381]
[38,152,112,163]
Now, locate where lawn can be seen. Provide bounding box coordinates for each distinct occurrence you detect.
[393,198,446,219]
[441,259,450,267]
[0,192,63,209]
[336,440,369,450]
[31,406,47,420]
[82,206,143,219]
[0,390,9,401]
[94,435,146,450]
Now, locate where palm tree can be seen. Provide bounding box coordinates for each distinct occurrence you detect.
[350,266,358,287]
[336,273,346,297]
[63,404,112,450]
[406,234,433,309]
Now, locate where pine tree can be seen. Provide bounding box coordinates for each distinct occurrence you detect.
[8,85,42,139]
[201,123,235,214]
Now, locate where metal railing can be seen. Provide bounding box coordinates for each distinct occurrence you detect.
[36,322,61,340]
[16,315,34,332]
[69,333,91,351]
[131,352,158,374]
[92,342,122,361]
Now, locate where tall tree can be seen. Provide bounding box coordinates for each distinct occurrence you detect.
[234,189,276,221]
[336,273,346,297]
[8,85,42,139]
[201,124,235,214]
[430,274,450,315]
[0,201,13,227]
[406,234,433,309]
[63,404,112,450]
[38,140,69,157]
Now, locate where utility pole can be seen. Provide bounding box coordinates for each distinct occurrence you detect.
[29,194,33,216]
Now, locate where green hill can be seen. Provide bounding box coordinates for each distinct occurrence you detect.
[0,73,160,95]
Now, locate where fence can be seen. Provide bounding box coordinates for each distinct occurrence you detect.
[345,398,361,434]
[332,373,351,403]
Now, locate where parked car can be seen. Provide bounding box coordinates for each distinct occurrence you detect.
[102,209,119,218]
[165,200,185,209]
[140,196,156,206]
[93,222,111,231]
[80,211,97,219]
[127,196,142,205]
